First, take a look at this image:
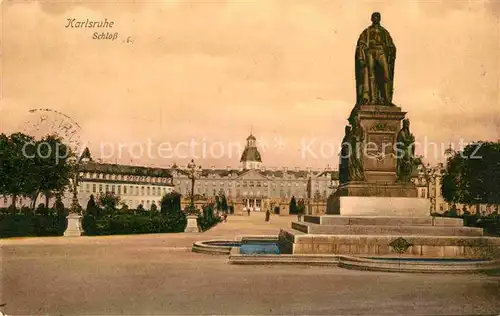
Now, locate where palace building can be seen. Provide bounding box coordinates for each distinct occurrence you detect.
[170,134,338,212]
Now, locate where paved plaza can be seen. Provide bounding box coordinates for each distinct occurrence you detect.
[1,214,500,315]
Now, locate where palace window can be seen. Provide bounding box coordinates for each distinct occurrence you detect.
[111,185,116,193]
[99,184,103,192]
[118,185,121,195]
[85,184,90,193]
[92,184,96,193]
[147,187,150,195]
[105,185,109,193]
[124,186,127,194]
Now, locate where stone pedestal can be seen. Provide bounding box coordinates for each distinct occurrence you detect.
[330,196,430,217]
[352,105,406,183]
[64,213,82,237]
[329,104,421,216]
[184,215,200,233]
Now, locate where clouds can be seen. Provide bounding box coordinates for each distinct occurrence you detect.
[1,0,498,168]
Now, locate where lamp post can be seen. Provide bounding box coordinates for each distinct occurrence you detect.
[68,156,82,214]
[184,159,202,233]
[64,154,86,236]
[187,159,202,209]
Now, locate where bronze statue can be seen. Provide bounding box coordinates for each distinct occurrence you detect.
[396,119,415,182]
[339,126,352,184]
[355,12,396,106]
[348,115,365,181]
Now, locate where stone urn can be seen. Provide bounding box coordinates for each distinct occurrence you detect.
[64,213,83,237]
[184,215,200,233]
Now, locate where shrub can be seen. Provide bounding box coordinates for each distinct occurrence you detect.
[197,203,221,231]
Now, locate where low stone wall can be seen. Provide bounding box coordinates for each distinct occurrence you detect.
[279,229,500,259]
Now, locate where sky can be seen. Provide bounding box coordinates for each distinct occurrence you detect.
[1,0,499,170]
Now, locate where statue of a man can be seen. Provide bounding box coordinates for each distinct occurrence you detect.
[396,119,415,182]
[348,115,365,181]
[355,12,397,106]
[339,126,352,184]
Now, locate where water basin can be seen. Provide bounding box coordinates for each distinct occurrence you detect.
[240,243,280,255]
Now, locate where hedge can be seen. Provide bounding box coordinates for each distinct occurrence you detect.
[82,212,187,236]
[0,214,67,237]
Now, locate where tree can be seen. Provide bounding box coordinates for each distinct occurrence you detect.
[86,194,99,216]
[442,142,500,205]
[53,194,67,218]
[215,190,228,213]
[161,191,182,215]
[289,196,298,214]
[33,135,72,208]
[0,133,37,209]
[0,133,72,210]
[98,192,120,216]
[150,202,158,212]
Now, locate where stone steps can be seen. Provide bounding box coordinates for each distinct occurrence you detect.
[292,222,483,236]
[303,215,464,227]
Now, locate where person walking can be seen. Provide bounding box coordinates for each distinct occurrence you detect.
[265,209,271,222]
[247,208,251,216]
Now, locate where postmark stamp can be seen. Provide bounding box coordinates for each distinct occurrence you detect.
[22,108,85,156]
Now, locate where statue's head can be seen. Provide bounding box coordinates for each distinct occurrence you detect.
[403,119,410,128]
[371,12,381,25]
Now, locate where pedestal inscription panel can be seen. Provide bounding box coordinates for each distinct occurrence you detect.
[364,132,395,171]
